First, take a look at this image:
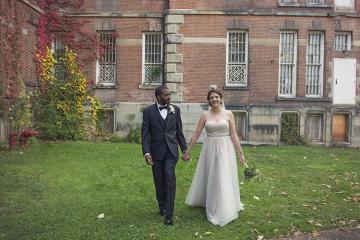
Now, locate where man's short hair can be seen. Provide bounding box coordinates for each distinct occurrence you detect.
[155,85,168,97]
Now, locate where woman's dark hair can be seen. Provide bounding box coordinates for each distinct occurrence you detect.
[155,85,168,97]
[207,88,223,106]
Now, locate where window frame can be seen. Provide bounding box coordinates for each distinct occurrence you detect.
[278,31,298,98]
[96,31,117,86]
[225,30,249,87]
[141,32,163,85]
[305,31,324,98]
[231,110,248,142]
[334,32,352,51]
[51,37,66,81]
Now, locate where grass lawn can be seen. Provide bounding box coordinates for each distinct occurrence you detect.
[0,142,359,240]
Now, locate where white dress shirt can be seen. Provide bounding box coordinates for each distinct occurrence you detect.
[157,103,168,120]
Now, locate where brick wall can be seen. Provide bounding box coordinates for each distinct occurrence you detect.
[176,14,360,105]
[83,0,164,12]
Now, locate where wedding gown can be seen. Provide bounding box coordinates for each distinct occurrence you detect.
[185,119,244,226]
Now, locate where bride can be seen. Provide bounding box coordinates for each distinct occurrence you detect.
[184,88,246,227]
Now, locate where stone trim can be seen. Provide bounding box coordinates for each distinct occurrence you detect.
[116,39,142,46]
[70,12,163,18]
[167,9,360,18]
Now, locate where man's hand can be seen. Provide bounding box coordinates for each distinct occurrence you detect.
[182,150,190,161]
[144,154,153,165]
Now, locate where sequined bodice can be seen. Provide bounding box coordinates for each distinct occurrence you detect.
[205,119,230,137]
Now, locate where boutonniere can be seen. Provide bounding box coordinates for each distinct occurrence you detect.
[169,105,175,114]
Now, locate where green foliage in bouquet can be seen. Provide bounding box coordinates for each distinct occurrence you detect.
[243,163,261,181]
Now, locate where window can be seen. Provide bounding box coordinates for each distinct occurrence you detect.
[334,0,354,10]
[334,32,352,51]
[142,33,163,84]
[280,0,297,3]
[98,108,115,133]
[96,31,116,85]
[233,111,247,141]
[305,113,324,142]
[226,31,248,87]
[305,32,324,97]
[307,0,323,4]
[279,32,297,97]
[280,112,300,144]
[52,37,66,80]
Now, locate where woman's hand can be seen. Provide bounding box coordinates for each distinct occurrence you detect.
[239,154,246,166]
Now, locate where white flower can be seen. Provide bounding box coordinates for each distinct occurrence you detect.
[169,105,175,114]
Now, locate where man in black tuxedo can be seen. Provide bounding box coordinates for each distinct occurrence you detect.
[141,85,190,225]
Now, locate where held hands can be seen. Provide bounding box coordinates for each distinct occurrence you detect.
[182,150,191,161]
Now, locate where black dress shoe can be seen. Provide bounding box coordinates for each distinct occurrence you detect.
[164,217,173,225]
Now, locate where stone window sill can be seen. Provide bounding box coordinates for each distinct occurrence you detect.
[138,84,161,90]
[223,86,249,91]
[278,3,332,8]
[276,96,332,102]
[92,84,117,89]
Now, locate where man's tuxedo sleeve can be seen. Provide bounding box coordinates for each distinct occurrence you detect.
[141,108,150,155]
[175,107,187,153]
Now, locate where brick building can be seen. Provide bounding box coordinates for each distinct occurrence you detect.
[0,0,41,139]
[2,0,360,146]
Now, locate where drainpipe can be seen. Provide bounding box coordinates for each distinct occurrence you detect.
[162,0,169,86]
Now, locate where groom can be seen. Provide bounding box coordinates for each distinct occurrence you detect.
[141,85,189,225]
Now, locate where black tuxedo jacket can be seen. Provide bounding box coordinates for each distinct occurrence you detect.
[141,103,187,160]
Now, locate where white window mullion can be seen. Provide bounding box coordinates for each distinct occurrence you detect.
[96,32,117,86]
[226,31,248,87]
[306,32,324,97]
[142,32,163,85]
[279,32,297,97]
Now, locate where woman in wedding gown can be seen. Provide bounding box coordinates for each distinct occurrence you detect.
[184,88,246,227]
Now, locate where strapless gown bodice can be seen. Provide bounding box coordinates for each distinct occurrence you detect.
[205,119,230,137]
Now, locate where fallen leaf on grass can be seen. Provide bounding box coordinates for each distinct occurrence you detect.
[194,232,199,236]
[307,220,314,224]
[292,212,299,215]
[97,213,104,219]
[351,195,360,202]
[312,231,320,237]
[314,222,322,227]
[205,232,212,235]
[257,236,264,240]
[281,191,288,196]
[254,196,260,200]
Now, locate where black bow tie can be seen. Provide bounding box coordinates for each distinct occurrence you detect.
[159,105,168,111]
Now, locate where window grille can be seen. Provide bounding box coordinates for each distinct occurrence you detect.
[279,32,297,96]
[53,37,66,81]
[143,33,163,84]
[334,32,352,51]
[97,32,116,85]
[307,0,323,3]
[280,0,297,3]
[305,33,323,97]
[226,31,248,86]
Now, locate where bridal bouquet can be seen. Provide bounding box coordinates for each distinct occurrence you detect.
[243,163,260,180]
